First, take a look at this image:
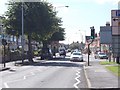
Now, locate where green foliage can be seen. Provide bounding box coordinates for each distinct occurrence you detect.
[106,66,120,76]
[49,27,65,41]
[4,1,64,41]
[3,1,65,62]
[69,42,84,50]
[100,61,120,76]
[100,61,117,65]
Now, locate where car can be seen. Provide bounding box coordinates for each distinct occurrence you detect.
[59,49,66,56]
[95,52,108,59]
[66,49,71,57]
[70,52,83,62]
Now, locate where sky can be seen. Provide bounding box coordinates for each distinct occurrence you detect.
[0,0,119,44]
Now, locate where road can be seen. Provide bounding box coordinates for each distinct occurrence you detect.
[1,56,88,88]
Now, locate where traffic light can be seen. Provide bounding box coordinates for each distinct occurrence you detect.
[90,26,95,39]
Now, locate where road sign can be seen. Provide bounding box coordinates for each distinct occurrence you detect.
[111,10,120,35]
[116,10,120,16]
[112,10,120,17]
[111,10,120,57]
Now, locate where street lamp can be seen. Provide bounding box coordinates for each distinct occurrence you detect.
[54,5,69,12]
[56,6,69,8]
[21,1,24,64]
[6,1,24,64]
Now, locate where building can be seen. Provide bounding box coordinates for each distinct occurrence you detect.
[100,22,112,54]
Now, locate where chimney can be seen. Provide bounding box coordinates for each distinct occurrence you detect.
[106,22,110,26]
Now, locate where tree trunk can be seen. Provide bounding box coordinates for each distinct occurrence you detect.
[41,40,49,60]
[116,57,120,64]
[42,41,48,54]
[28,34,34,63]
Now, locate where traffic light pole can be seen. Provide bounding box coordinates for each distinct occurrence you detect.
[87,39,93,66]
[88,26,95,66]
[88,44,90,66]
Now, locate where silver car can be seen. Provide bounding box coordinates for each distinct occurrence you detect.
[95,52,108,59]
[70,52,83,62]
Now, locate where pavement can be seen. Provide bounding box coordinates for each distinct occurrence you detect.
[84,60,119,89]
[0,57,119,89]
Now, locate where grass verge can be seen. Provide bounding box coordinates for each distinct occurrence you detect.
[106,66,120,76]
[100,61,120,77]
[100,61,117,65]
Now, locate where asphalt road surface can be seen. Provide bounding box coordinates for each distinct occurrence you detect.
[1,57,88,88]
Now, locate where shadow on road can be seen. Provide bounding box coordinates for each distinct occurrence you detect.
[34,61,83,68]
[13,58,84,68]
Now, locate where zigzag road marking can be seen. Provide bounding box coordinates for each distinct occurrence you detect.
[74,69,81,88]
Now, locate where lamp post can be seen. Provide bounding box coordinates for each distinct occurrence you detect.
[52,5,69,55]
[78,30,86,43]
[78,30,83,43]
[1,24,7,67]
[21,1,24,64]
[6,2,24,64]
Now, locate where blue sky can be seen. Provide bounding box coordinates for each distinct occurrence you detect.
[0,0,119,44]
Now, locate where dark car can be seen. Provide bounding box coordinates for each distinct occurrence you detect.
[59,49,66,56]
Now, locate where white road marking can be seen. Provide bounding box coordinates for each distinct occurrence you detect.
[23,72,35,79]
[4,71,36,88]
[4,82,9,88]
[74,69,81,88]
[31,72,35,75]
[23,76,26,79]
[83,66,91,88]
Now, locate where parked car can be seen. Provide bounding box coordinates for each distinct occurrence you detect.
[95,52,108,59]
[70,52,83,62]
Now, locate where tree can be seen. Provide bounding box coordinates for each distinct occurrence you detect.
[4,1,64,62]
[49,27,65,41]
